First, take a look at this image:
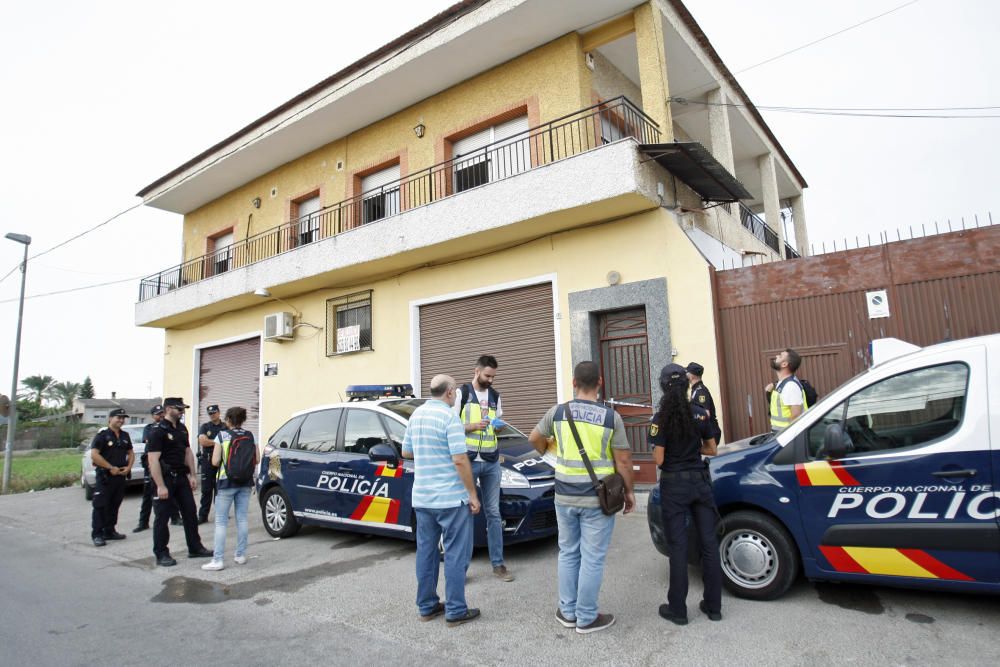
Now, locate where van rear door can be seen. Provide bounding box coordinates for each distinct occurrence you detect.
[794,343,999,587]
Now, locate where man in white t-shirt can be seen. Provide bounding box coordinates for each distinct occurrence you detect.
[765,348,806,431]
[453,355,513,582]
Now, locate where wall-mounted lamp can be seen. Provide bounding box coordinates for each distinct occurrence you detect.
[254,287,301,317]
[252,197,261,209]
[413,122,426,138]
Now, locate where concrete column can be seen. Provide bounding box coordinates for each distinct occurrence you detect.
[634,2,673,141]
[758,153,784,258]
[790,194,809,256]
[707,88,735,173]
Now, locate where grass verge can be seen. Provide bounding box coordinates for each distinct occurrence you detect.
[0,449,81,494]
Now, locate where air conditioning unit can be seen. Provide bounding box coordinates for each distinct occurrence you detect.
[264,312,294,341]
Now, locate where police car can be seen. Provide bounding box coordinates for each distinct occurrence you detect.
[256,384,558,546]
[648,334,1000,600]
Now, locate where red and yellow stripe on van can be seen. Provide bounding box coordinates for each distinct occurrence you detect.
[375,464,403,478]
[350,496,401,524]
[795,461,859,486]
[820,545,973,581]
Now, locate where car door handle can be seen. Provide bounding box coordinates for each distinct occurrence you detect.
[932,468,976,478]
[337,465,353,472]
[286,460,300,467]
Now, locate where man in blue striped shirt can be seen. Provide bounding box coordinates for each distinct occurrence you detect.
[402,374,481,626]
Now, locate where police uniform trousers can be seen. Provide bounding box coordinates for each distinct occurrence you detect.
[197,451,216,521]
[91,473,126,539]
[138,463,178,527]
[152,471,207,557]
[660,468,723,616]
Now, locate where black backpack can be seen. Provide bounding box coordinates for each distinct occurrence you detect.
[222,430,257,485]
[779,376,819,408]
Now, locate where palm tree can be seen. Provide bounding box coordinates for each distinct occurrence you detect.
[50,381,82,410]
[20,375,55,407]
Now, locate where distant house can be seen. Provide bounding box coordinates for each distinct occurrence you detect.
[73,395,163,425]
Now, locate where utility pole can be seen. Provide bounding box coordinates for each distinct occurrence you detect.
[2,233,31,493]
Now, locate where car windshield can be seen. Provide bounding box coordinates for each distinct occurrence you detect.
[380,399,528,438]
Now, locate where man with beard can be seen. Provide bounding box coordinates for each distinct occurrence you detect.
[765,348,808,432]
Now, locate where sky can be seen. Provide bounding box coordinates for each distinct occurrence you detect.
[0,0,997,403]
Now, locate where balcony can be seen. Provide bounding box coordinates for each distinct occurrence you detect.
[138,97,659,303]
[738,203,782,255]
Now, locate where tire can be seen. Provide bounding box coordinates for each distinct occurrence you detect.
[261,487,300,538]
[83,479,94,501]
[718,510,799,601]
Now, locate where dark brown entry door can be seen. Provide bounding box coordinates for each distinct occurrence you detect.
[599,308,652,456]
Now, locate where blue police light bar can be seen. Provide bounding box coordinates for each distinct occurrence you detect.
[346,384,415,401]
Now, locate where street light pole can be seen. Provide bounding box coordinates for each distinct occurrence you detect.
[2,233,31,494]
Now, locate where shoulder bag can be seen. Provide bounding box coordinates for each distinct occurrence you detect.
[563,403,626,516]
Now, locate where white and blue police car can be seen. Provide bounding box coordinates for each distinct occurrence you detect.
[257,384,558,546]
[648,334,1000,600]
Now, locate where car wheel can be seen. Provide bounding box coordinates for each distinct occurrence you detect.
[718,510,799,601]
[261,487,300,538]
[83,478,94,501]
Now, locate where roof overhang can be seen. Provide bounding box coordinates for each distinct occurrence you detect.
[136,0,641,214]
[640,142,752,202]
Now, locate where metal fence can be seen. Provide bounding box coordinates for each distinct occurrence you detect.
[738,203,781,254]
[139,96,660,301]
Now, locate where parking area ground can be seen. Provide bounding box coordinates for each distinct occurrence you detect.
[0,485,997,666]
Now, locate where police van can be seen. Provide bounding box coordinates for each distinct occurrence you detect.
[648,334,1000,600]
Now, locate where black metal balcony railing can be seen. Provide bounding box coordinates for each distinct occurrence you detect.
[139,97,660,301]
[784,242,800,259]
[738,203,781,254]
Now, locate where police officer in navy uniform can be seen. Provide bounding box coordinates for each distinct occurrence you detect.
[146,397,212,566]
[649,364,722,625]
[133,405,180,532]
[686,362,722,443]
[90,408,134,547]
[196,404,224,524]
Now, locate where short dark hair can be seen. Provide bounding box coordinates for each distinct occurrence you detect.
[476,355,498,370]
[225,406,247,427]
[573,361,600,390]
[785,348,802,373]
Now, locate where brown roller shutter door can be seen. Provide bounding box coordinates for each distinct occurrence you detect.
[419,283,557,433]
[199,337,261,439]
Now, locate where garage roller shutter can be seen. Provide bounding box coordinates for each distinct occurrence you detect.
[198,337,261,441]
[419,283,556,433]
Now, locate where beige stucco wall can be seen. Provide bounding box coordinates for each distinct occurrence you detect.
[163,207,721,440]
[180,33,595,263]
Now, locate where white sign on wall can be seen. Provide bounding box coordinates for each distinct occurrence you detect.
[337,324,361,353]
[866,289,890,319]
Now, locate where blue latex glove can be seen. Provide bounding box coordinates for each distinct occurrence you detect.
[490,418,508,430]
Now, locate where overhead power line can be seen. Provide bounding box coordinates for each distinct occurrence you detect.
[669,98,1000,119]
[0,275,143,305]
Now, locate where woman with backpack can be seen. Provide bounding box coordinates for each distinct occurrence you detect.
[202,406,258,571]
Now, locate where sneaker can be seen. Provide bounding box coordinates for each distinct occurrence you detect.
[555,609,576,628]
[699,600,722,621]
[419,602,445,622]
[492,565,514,582]
[234,554,247,565]
[201,560,224,571]
[576,613,616,635]
[445,608,481,627]
[658,604,688,626]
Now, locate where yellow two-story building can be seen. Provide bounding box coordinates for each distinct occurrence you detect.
[135,0,809,480]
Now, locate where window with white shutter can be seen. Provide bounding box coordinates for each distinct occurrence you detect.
[360,165,400,224]
[212,231,234,274]
[296,195,321,245]
[451,114,529,193]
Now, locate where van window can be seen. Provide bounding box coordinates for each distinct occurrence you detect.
[807,363,968,459]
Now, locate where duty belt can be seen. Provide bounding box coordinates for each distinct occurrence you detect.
[660,469,709,481]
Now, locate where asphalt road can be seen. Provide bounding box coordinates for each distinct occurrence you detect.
[0,486,997,666]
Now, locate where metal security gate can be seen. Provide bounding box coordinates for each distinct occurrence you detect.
[599,308,652,457]
[418,283,556,432]
[714,225,1000,442]
[198,337,261,440]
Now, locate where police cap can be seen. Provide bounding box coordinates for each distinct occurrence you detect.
[206,404,220,414]
[659,363,689,389]
[109,408,129,418]
[150,404,164,415]
[685,362,704,377]
[163,397,190,409]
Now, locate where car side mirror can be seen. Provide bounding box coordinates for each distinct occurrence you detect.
[822,423,854,460]
[369,442,399,466]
